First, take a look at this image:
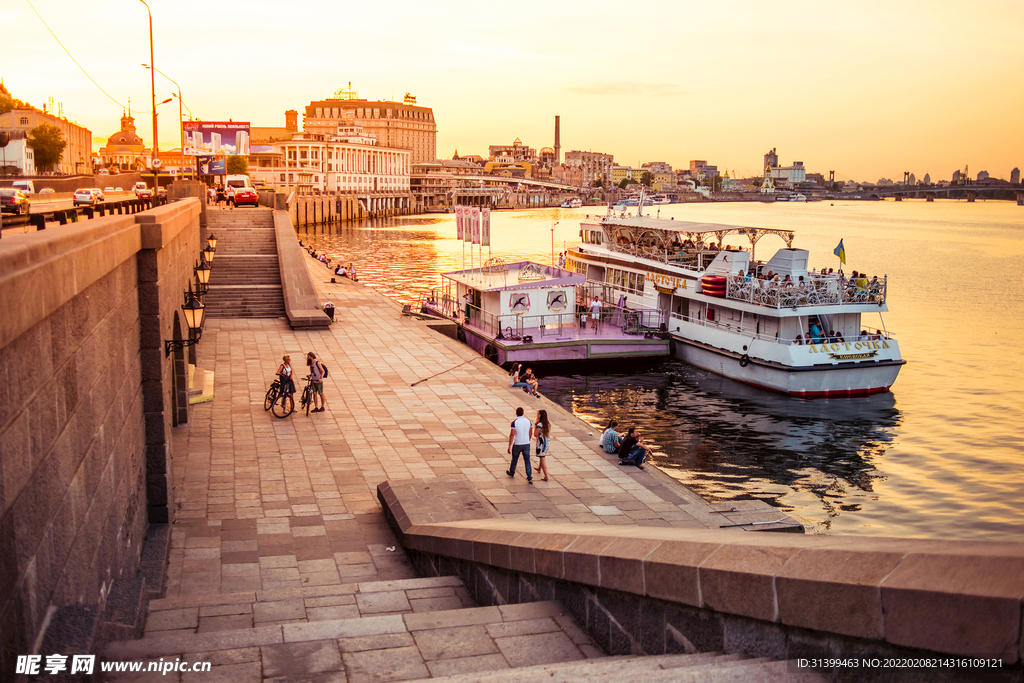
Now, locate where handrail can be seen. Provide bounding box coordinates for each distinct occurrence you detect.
[669,312,896,346]
[724,275,887,308]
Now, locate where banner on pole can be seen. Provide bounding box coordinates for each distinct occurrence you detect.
[462,206,471,242]
[456,206,464,240]
[471,207,481,245]
[481,207,491,247]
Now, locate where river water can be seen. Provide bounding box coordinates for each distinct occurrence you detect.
[302,200,1024,540]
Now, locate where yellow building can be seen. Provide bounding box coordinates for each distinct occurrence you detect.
[0,106,92,175]
[98,112,151,171]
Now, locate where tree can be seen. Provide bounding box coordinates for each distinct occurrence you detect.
[711,175,722,193]
[592,179,603,189]
[27,123,66,171]
[618,177,637,190]
[639,171,653,187]
[226,156,249,175]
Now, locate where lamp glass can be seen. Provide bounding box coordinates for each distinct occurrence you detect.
[207,234,218,249]
[195,262,211,285]
[203,247,215,262]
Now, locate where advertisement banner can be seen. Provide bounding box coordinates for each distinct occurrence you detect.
[471,206,481,245]
[183,121,251,156]
[197,156,226,175]
[480,207,491,247]
[462,206,471,242]
[456,206,464,241]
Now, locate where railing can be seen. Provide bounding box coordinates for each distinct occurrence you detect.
[425,290,665,340]
[669,313,896,346]
[724,275,887,308]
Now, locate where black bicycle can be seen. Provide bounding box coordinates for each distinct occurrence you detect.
[269,378,295,418]
[298,375,315,416]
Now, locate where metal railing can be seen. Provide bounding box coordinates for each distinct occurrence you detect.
[724,275,887,308]
[669,312,896,346]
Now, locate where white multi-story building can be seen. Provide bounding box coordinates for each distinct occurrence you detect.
[770,161,806,186]
[250,124,410,195]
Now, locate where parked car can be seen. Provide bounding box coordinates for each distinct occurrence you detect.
[233,187,259,207]
[0,188,30,214]
[73,189,97,206]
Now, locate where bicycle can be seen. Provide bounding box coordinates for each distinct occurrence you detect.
[270,379,295,418]
[298,375,315,416]
[264,379,280,411]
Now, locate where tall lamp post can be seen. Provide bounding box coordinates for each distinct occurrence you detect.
[140,0,159,177]
[143,63,183,178]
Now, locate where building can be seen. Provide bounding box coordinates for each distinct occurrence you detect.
[0,132,34,174]
[489,138,536,163]
[764,148,779,171]
[0,106,92,175]
[302,89,436,163]
[251,123,410,196]
[642,161,673,174]
[1011,168,1020,185]
[770,161,806,186]
[564,150,613,187]
[976,170,990,181]
[98,111,152,171]
[923,173,932,185]
[689,160,718,178]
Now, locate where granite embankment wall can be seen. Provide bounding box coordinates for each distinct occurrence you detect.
[379,479,1024,674]
[0,199,202,672]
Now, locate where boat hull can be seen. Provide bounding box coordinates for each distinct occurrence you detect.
[673,338,903,398]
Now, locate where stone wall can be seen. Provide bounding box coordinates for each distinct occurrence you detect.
[0,199,202,674]
[378,480,1024,670]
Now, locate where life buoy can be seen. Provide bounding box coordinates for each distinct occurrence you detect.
[456,327,467,343]
[484,345,499,364]
[701,275,727,286]
[739,354,750,367]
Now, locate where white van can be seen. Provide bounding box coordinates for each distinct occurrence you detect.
[133,182,148,197]
[12,180,35,194]
[225,175,252,190]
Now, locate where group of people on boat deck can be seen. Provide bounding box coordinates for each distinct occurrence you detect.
[599,419,651,470]
[729,268,883,302]
[508,363,539,396]
[795,328,886,345]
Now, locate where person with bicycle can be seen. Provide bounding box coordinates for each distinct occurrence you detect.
[277,355,295,398]
[307,352,327,413]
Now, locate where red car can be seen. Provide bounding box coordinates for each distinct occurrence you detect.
[137,188,154,200]
[234,187,259,207]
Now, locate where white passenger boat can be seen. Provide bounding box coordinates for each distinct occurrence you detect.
[561,197,583,208]
[566,202,905,397]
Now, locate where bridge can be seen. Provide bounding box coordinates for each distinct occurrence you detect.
[856,184,1024,204]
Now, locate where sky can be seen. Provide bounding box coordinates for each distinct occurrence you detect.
[3,0,1022,183]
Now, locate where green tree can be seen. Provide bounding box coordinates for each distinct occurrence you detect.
[226,156,249,175]
[592,179,603,189]
[618,177,637,190]
[711,175,722,192]
[639,171,653,187]
[27,123,67,171]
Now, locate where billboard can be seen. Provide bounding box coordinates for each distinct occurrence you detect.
[183,121,251,156]
[197,156,226,175]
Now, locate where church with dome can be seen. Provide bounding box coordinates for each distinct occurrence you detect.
[98,111,152,171]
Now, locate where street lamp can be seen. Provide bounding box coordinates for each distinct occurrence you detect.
[551,220,559,266]
[164,286,205,356]
[194,258,211,295]
[143,63,185,177]
[139,1,158,172]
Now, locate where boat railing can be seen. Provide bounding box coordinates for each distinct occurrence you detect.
[724,275,887,308]
[669,312,896,345]
[603,241,723,269]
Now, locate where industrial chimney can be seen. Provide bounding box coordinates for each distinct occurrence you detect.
[554,115,560,166]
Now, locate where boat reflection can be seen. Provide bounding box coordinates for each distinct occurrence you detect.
[539,359,902,532]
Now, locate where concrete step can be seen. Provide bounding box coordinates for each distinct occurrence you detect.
[104,600,602,681]
[144,576,469,630]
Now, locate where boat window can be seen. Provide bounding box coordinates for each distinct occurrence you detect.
[606,267,645,295]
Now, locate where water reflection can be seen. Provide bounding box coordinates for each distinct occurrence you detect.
[539,360,902,533]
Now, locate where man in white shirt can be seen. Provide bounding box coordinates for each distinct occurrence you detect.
[506,407,534,483]
[589,297,602,331]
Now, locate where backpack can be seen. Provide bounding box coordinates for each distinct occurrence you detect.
[317,361,329,378]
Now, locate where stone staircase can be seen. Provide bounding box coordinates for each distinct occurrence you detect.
[101,573,825,682]
[204,208,286,318]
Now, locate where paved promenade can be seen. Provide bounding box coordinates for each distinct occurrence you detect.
[165,255,729,604]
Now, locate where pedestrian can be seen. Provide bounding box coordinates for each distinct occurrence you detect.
[215,185,225,207]
[226,184,236,208]
[558,252,566,269]
[600,419,622,454]
[306,351,327,413]
[506,407,533,483]
[535,409,550,481]
[277,354,295,398]
[463,291,473,322]
[589,296,603,331]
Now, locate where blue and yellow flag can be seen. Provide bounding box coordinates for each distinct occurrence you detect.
[833,239,846,264]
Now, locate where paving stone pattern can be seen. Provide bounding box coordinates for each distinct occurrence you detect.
[101,235,787,681]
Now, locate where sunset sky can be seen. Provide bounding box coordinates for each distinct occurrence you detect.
[3,0,1022,182]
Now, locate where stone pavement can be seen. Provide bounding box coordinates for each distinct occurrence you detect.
[166,254,730,599]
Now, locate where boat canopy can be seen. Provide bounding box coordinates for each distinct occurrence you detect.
[441,261,584,292]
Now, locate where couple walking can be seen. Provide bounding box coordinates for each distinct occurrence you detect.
[506,407,551,483]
